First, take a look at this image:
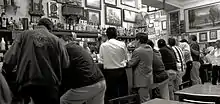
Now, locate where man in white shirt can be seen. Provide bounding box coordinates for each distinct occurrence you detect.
[210,40,220,85]
[99,27,128,102]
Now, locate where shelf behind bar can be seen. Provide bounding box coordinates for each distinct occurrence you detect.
[0,29,99,38]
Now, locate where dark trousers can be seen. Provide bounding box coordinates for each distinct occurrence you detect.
[200,64,212,84]
[183,61,193,82]
[212,66,220,85]
[103,68,128,103]
[20,85,59,104]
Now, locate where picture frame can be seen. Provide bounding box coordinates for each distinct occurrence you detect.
[185,2,220,32]
[85,0,101,10]
[87,9,101,25]
[123,9,137,23]
[162,21,167,30]
[210,30,218,40]
[47,1,59,18]
[105,5,122,26]
[121,0,136,8]
[199,32,208,42]
[29,0,44,16]
[104,0,117,6]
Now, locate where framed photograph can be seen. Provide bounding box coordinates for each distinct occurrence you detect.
[29,0,44,16]
[199,32,208,42]
[105,5,122,26]
[105,0,117,6]
[47,1,59,18]
[210,30,217,40]
[185,2,220,32]
[123,9,137,23]
[87,9,101,25]
[148,23,154,28]
[85,0,101,10]
[121,0,136,8]
[162,21,167,30]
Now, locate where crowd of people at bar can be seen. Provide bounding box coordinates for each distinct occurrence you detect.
[0,18,220,104]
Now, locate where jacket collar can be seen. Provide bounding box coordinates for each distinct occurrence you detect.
[34,26,49,32]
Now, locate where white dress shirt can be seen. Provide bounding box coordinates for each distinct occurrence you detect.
[99,39,128,69]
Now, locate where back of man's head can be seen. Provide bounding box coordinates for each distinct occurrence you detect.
[168,38,176,47]
[136,33,148,44]
[157,39,166,48]
[106,27,117,39]
[190,35,197,41]
[38,18,53,31]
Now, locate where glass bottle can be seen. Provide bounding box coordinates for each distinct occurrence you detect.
[0,37,5,50]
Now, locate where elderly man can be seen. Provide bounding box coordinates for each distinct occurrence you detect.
[3,18,69,104]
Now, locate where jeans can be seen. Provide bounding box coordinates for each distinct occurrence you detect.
[167,70,177,100]
[183,61,192,82]
[60,80,106,104]
[191,61,201,85]
[212,66,220,85]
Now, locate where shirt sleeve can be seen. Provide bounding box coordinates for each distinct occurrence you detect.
[127,50,140,68]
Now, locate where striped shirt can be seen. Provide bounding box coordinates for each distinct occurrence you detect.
[172,46,186,72]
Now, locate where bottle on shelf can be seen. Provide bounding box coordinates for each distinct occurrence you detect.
[18,18,23,30]
[1,12,7,29]
[0,37,5,50]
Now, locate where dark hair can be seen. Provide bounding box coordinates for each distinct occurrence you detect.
[157,39,166,48]
[190,35,197,41]
[180,39,188,43]
[147,39,154,48]
[136,33,148,44]
[38,18,53,31]
[106,27,117,39]
[168,38,176,46]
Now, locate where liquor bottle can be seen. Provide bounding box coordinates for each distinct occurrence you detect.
[18,18,23,30]
[1,12,7,29]
[54,20,57,30]
[0,37,5,50]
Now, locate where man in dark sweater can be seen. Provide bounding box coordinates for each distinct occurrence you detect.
[189,35,201,85]
[157,39,177,100]
[60,35,106,104]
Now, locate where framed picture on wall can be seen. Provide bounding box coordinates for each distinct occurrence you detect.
[162,21,167,30]
[87,9,101,25]
[104,0,117,6]
[199,32,208,42]
[185,2,220,32]
[85,0,101,10]
[105,5,122,26]
[121,0,136,8]
[123,9,137,23]
[47,1,59,18]
[210,30,217,40]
